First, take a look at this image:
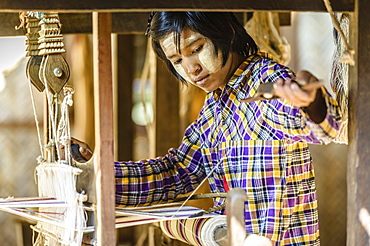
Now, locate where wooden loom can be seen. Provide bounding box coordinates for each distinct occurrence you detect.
[0,0,369,245]
[0,10,272,246]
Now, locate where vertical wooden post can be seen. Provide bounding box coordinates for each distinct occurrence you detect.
[347,0,370,245]
[226,188,247,245]
[92,12,116,246]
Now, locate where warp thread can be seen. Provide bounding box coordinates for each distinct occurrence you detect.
[34,162,86,246]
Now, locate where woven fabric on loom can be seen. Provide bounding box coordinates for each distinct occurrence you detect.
[160,216,227,246]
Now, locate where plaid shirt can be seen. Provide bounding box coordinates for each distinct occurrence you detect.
[115,53,342,245]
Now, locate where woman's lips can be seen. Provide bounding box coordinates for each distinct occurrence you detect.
[194,75,210,85]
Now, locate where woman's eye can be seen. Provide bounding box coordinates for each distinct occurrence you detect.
[193,45,203,54]
[173,58,182,65]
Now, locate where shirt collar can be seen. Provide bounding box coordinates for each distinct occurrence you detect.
[227,52,270,89]
[209,52,270,101]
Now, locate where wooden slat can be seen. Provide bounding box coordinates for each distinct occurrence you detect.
[347,0,370,244]
[92,12,116,246]
[1,13,26,36]
[278,12,291,26]
[115,34,134,161]
[153,57,181,156]
[111,13,149,34]
[0,0,354,13]
[148,56,181,157]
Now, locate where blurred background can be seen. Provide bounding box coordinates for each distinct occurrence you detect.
[0,12,347,246]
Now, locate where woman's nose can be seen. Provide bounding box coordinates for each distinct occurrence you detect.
[183,59,201,75]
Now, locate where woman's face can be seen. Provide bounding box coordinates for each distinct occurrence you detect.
[160,28,236,92]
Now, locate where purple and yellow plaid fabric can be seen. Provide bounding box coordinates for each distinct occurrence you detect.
[115,53,342,245]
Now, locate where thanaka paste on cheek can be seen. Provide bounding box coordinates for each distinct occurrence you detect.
[174,64,191,82]
[198,41,222,73]
[161,33,192,83]
[182,35,222,74]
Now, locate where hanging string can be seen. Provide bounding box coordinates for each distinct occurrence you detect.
[28,80,45,161]
[57,85,74,165]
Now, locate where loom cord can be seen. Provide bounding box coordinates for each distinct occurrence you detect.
[174,193,227,202]
[189,203,226,218]
[28,82,44,160]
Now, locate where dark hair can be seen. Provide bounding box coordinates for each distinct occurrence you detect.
[147,12,258,84]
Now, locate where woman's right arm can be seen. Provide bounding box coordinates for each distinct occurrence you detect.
[114,121,206,207]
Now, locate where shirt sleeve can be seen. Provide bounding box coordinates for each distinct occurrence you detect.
[259,61,342,144]
[288,86,342,144]
[114,120,206,207]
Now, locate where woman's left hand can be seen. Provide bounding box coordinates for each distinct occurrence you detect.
[273,70,322,108]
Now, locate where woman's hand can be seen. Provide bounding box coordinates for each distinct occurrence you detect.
[273,70,323,108]
[70,138,93,161]
[60,137,93,162]
[274,70,327,123]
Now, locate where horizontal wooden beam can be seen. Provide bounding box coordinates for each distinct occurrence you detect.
[1,13,150,36]
[0,0,354,13]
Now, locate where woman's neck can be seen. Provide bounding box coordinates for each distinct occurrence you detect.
[219,52,246,91]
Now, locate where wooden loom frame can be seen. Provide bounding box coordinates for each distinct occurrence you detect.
[0,0,369,245]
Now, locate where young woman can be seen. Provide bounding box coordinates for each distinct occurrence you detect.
[77,12,341,245]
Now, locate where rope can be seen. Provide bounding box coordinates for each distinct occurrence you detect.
[323,0,355,66]
[42,68,60,160]
[330,13,350,144]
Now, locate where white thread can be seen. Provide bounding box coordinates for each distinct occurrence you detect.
[35,162,86,245]
[28,81,44,160]
[0,197,14,202]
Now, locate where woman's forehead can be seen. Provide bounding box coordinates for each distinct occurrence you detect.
[160,29,204,53]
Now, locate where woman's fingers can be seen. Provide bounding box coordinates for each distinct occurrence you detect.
[296,70,318,85]
[79,146,93,161]
[273,76,320,107]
